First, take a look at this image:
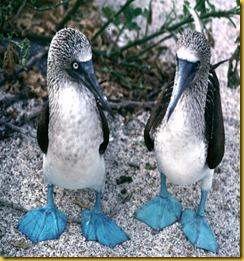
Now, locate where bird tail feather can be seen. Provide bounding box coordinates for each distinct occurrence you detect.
[188,4,203,33]
[211,59,229,70]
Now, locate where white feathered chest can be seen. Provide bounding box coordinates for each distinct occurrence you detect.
[154,90,209,186]
[43,83,106,191]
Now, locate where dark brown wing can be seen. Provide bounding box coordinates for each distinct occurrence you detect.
[205,68,225,169]
[97,104,110,154]
[144,82,174,151]
[37,101,49,154]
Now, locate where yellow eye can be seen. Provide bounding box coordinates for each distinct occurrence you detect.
[72,62,79,70]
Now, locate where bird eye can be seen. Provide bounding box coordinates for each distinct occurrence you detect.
[195,61,200,70]
[176,56,179,64]
[72,62,79,70]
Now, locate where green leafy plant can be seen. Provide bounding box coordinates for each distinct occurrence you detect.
[0,34,30,69]
[0,0,240,98]
[18,38,30,68]
[102,4,146,31]
[95,0,240,95]
[227,36,240,89]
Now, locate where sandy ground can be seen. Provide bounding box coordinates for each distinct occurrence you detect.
[0,0,240,258]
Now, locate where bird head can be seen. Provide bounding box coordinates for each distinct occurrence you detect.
[166,29,211,121]
[47,28,112,115]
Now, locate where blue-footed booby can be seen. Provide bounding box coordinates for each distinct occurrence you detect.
[135,28,225,253]
[18,28,129,247]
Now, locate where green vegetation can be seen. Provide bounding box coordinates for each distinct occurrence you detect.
[0,0,240,101]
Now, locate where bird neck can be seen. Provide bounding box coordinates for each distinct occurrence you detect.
[181,76,208,111]
[48,78,95,115]
[168,76,208,136]
[47,66,66,88]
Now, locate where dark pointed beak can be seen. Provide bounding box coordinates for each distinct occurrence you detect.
[166,59,198,121]
[76,60,113,116]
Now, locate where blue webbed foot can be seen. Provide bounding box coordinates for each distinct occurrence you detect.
[18,185,67,243]
[135,172,181,229]
[81,210,129,248]
[18,206,67,243]
[81,192,129,248]
[181,209,218,253]
[135,195,182,230]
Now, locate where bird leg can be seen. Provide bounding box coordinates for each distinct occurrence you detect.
[81,192,129,248]
[159,172,169,197]
[135,173,182,230]
[181,187,219,253]
[18,184,67,243]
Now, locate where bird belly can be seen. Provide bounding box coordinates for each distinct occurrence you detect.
[44,86,105,191]
[155,124,207,186]
[43,150,105,191]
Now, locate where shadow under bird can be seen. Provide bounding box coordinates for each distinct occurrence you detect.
[18,28,129,247]
[135,29,225,253]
